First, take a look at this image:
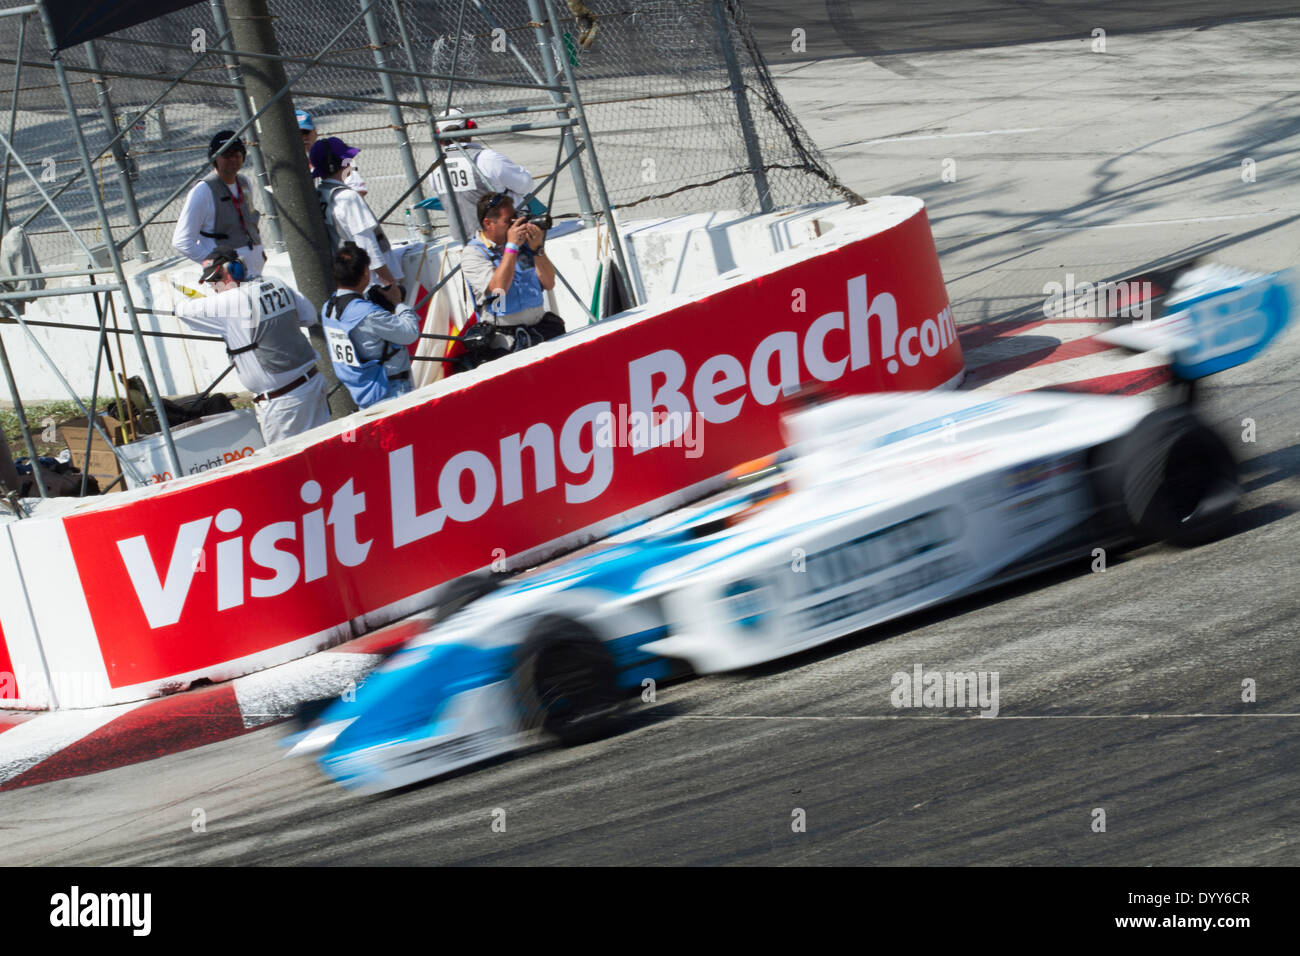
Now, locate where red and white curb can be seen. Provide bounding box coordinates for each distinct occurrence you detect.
[0,317,1169,791]
[0,619,426,792]
[962,316,1170,395]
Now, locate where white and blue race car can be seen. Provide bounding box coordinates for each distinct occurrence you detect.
[289,265,1295,793]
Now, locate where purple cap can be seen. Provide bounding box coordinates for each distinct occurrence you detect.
[309,137,360,180]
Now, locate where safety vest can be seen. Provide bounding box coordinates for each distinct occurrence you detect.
[201,171,261,250]
[432,142,496,241]
[466,235,543,320]
[227,278,317,374]
[317,180,392,256]
[321,292,401,408]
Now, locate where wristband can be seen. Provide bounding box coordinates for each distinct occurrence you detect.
[504,242,521,255]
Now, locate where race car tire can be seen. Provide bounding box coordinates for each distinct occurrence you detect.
[514,617,623,746]
[432,573,501,625]
[1092,408,1240,547]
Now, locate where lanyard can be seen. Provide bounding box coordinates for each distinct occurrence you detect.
[229,181,251,243]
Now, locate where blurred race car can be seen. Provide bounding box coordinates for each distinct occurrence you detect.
[289,265,1295,793]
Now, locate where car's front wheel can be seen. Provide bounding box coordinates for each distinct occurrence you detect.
[513,617,623,746]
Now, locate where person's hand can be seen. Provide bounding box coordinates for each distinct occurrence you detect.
[506,218,531,247]
[378,283,402,306]
[523,222,545,251]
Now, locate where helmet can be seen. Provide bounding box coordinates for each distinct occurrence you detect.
[435,107,478,135]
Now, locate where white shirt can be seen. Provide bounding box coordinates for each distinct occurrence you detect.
[320,178,387,267]
[174,278,318,396]
[172,177,263,269]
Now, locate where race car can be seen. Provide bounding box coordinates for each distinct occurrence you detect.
[289,265,1295,794]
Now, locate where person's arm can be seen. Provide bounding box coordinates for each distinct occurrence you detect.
[478,149,534,200]
[366,301,420,346]
[292,289,319,327]
[484,219,532,298]
[172,184,215,263]
[525,223,554,292]
[173,292,225,335]
[335,191,395,285]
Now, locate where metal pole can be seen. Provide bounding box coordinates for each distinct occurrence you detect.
[6,306,148,486]
[525,0,595,225]
[0,326,47,498]
[15,27,234,234]
[224,0,355,417]
[390,0,439,239]
[431,3,471,245]
[0,12,27,233]
[34,0,183,476]
[83,40,150,261]
[107,0,374,264]
[443,0,469,115]
[210,0,285,253]
[541,0,635,304]
[79,280,112,497]
[360,0,431,233]
[78,34,568,92]
[711,0,771,213]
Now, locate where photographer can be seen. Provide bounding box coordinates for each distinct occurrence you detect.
[321,243,419,409]
[459,192,564,357]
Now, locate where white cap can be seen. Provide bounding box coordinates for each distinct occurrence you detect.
[435,107,467,134]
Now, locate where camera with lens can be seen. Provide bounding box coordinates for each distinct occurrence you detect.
[519,212,552,232]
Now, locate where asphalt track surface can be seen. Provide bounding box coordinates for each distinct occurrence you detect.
[4,9,1299,865]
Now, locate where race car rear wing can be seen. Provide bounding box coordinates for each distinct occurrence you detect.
[1095,263,1296,381]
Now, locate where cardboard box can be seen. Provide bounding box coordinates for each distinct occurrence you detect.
[57,414,126,493]
[117,409,264,489]
[58,409,265,493]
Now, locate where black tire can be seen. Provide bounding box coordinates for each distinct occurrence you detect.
[1092,408,1240,547]
[432,573,502,625]
[513,617,623,746]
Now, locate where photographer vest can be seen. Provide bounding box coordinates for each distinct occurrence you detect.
[321,292,402,408]
[201,171,262,250]
[227,278,317,374]
[317,181,392,256]
[432,142,497,242]
[465,235,543,323]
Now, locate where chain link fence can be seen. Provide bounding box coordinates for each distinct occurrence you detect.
[0,0,858,268]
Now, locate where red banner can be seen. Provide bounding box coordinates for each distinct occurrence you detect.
[0,619,15,701]
[64,207,962,688]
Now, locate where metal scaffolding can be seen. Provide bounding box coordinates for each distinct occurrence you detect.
[0,0,634,504]
[0,0,854,505]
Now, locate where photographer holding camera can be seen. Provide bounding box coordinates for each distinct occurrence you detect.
[458,192,564,363]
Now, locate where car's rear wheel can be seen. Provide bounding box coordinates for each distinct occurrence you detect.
[1092,408,1240,547]
[513,617,623,746]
